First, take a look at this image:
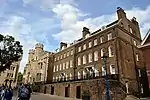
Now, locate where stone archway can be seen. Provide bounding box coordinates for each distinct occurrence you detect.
[4,79,9,86]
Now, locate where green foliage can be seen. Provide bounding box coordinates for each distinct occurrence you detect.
[17,72,23,84]
[0,34,23,71]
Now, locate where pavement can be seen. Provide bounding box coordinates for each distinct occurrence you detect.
[12,92,82,100]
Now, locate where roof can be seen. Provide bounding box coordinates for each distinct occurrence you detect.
[141,29,150,45]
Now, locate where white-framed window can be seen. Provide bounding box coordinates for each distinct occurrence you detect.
[107,33,112,40]
[100,36,104,43]
[64,53,66,58]
[94,39,97,46]
[89,41,92,48]
[94,69,99,77]
[110,64,115,74]
[101,48,105,57]
[56,76,58,81]
[53,77,55,81]
[102,66,106,76]
[53,66,55,72]
[129,27,133,33]
[66,62,69,69]
[70,73,72,80]
[78,57,81,66]
[59,76,61,81]
[88,53,92,63]
[83,70,86,78]
[70,60,73,68]
[60,64,62,71]
[78,72,81,79]
[67,52,69,57]
[83,55,87,64]
[65,74,68,81]
[141,84,144,94]
[60,55,63,59]
[55,58,56,61]
[56,65,59,71]
[94,51,98,61]
[63,63,65,70]
[78,46,81,52]
[71,50,73,55]
[138,69,141,77]
[57,56,59,60]
[134,40,137,46]
[136,53,139,61]
[108,46,114,57]
[83,44,86,50]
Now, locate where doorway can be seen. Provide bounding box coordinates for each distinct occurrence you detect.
[44,86,46,94]
[51,86,54,95]
[65,87,69,97]
[76,86,81,99]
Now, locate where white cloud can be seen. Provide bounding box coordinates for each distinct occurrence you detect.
[0,16,37,72]
[52,4,150,42]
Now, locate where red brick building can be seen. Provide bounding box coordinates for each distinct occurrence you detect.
[140,30,150,89]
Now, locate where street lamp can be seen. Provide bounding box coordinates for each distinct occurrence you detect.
[102,53,110,100]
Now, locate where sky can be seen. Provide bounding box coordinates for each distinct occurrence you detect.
[0,0,150,72]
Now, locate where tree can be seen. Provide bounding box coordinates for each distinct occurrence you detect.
[0,34,23,71]
[17,72,23,85]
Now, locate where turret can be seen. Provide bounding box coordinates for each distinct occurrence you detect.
[35,43,44,55]
[28,49,35,63]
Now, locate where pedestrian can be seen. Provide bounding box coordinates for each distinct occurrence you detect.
[3,87,13,100]
[0,86,5,100]
[18,84,29,100]
[26,85,32,100]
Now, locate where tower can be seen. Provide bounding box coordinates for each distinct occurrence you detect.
[35,43,44,55]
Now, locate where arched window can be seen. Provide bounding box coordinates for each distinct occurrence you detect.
[78,72,81,79]
[63,63,65,70]
[108,45,114,57]
[70,73,72,80]
[101,48,105,57]
[88,53,92,63]
[83,55,87,64]
[94,51,98,61]
[78,57,81,65]
[94,69,99,77]
[83,70,86,78]
[65,74,68,81]
[66,62,69,69]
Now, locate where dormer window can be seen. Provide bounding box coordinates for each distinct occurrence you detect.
[85,34,90,39]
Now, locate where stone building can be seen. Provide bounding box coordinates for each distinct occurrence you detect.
[139,29,150,90]
[41,7,149,99]
[0,61,20,87]
[23,43,54,84]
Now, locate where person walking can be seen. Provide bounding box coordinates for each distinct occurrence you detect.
[26,85,32,100]
[3,87,13,100]
[0,86,5,100]
[18,85,29,100]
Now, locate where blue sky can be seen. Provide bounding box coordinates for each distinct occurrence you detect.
[0,0,150,72]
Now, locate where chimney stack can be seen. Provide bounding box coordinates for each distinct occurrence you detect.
[60,42,67,50]
[82,27,90,39]
[117,7,127,20]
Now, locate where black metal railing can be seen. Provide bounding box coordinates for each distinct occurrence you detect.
[52,72,119,83]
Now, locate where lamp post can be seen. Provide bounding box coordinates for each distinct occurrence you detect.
[102,53,110,100]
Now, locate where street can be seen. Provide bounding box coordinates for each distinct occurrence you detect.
[12,92,82,100]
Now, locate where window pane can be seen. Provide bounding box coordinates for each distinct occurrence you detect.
[94,39,97,46]
[94,51,98,61]
[89,42,92,48]
[83,55,86,64]
[108,33,112,40]
[110,65,115,74]
[78,57,81,65]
